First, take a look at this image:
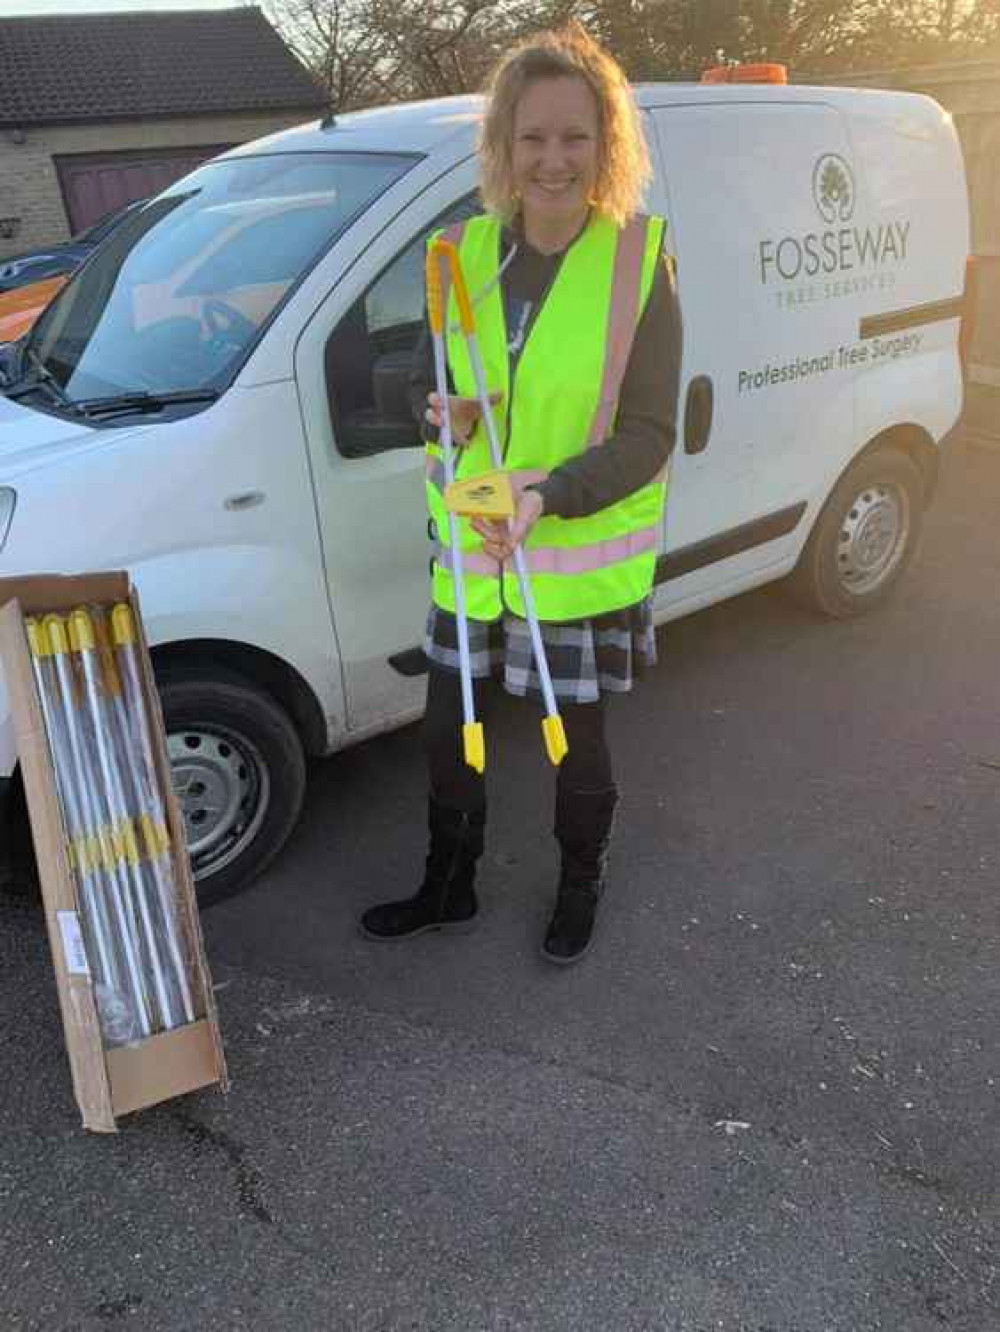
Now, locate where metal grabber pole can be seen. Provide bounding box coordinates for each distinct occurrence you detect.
[25,617,121,1012]
[434,239,569,768]
[426,239,485,774]
[107,602,196,1025]
[68,607,177,1033]
[43,614,153,1041]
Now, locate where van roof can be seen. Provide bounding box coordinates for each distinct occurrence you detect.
[222,83,947,161]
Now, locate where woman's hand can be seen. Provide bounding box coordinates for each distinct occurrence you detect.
[426,391,501,444]
[472,487,544,563]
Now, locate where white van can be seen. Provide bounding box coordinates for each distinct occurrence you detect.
[0,78,970,902]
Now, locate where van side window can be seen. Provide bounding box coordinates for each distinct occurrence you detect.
[327,195,481,458]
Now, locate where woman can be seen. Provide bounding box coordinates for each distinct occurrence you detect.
[361,23,682,963]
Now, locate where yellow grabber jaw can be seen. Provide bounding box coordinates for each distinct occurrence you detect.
[542,715,568,767]
[463,722,485,774]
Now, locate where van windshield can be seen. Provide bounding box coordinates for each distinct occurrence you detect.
[21,151,418,409]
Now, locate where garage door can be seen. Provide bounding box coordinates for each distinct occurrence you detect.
[56,146,230,234]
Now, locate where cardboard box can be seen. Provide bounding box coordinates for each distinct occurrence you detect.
[0,572,228,1132]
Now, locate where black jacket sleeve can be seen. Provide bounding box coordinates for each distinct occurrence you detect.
[532,256,682,519]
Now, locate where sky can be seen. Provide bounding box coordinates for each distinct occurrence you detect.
[0,0,251,14]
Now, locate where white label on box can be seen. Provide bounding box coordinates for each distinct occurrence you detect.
[57,911,90,976]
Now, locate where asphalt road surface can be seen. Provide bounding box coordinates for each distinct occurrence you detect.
[2,434,998,1331]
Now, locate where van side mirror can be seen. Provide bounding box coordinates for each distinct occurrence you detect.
[683,375,714,455]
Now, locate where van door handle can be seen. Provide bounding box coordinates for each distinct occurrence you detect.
[224,491,266,511]
[683,375,714,455]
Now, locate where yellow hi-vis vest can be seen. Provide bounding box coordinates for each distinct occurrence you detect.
[426,210,668,623]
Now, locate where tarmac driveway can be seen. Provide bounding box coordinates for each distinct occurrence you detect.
[2,434,998,1331]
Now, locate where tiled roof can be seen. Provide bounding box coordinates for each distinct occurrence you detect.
[0,7,327,128]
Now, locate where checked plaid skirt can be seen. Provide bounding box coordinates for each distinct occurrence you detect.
[424,598,657,705]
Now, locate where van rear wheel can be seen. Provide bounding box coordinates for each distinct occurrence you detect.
[159,669,306,906]
[791,445,925,619]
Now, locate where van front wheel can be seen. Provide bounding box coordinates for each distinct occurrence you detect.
[158,670,307,906]
[791,446,925,619]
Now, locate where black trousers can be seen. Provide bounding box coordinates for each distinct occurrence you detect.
[423,663,615,816]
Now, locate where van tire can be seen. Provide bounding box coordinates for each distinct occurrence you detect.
[791,446,925,619]
[158,668,307,907]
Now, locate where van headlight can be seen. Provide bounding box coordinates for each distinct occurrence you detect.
[0,489,15,551]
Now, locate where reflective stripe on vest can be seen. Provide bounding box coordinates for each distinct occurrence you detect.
[434,525,659,576]
[426,211,668,623]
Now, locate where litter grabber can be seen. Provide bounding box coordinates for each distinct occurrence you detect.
[26,606,198,1044]
[426,241,486,775]
[107,603,196,1025]
[35,613,154,1042]
[25,616,131,1036]
[430,237,569,768]
[69,606,183,1035]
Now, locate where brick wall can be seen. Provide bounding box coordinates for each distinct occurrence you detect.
[0,110,312,259]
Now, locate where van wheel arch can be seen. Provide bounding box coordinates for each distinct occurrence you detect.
[852,423,939,503]
[151,639,328,758]
[791,427,936,619]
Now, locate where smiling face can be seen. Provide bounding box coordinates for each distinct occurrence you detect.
[511,74,600,234]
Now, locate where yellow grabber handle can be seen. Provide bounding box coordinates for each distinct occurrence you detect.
[426,239,476,337]
[42,613,70,656]
[110,602,138,647]
[25,616,51,659]
[67,607,97,654]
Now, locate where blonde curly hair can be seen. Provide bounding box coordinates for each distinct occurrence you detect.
[479,23,650,228]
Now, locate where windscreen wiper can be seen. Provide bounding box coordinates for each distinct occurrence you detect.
[3,348,88,415]
[74,388,220,418]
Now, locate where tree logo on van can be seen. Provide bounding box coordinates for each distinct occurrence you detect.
[812,154,855,224]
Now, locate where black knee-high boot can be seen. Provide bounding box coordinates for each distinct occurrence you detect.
[542,785,618,964]
[360,794,485,940]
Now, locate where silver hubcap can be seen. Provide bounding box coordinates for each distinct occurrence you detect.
[836,480,910,596]
[168,726,270,880]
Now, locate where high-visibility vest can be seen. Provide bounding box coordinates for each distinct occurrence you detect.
[426,210,668,623]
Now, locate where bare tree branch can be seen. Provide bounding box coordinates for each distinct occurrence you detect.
[266,0,1000,113]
